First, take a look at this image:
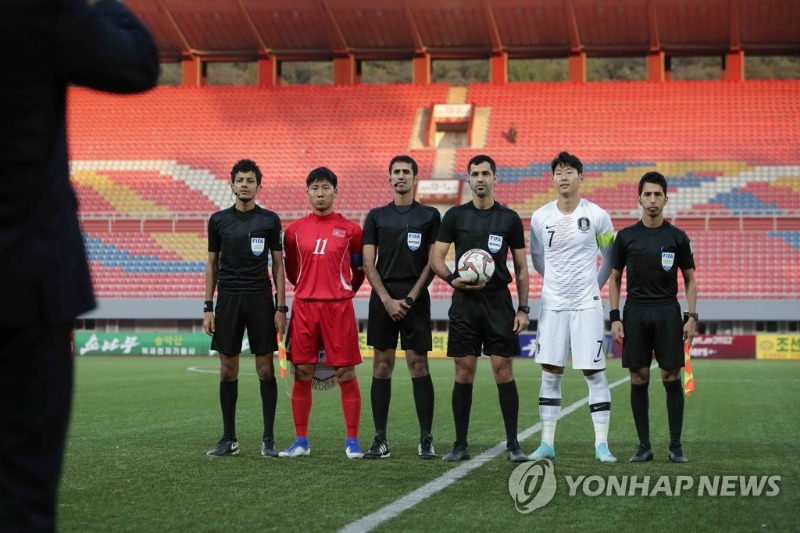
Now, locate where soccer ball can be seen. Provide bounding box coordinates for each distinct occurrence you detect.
[457,248,495,284]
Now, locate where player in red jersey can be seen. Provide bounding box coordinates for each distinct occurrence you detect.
[280,167,366,458]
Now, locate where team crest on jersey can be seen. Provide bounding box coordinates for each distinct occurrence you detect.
[577,217,591,232]
[333,228,346,238]
[661,250,675,271]
[407,232,422,251]
[251,237,265,256]
[488,234,503,253]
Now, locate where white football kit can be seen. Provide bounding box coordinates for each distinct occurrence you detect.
[530,199,615,369]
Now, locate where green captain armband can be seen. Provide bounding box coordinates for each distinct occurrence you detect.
[596,231,615,248]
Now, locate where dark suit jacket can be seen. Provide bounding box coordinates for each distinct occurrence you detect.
[0,0,159,326]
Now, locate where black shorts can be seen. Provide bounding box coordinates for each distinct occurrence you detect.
[621,301,684,369]
[366,282,432,353]
[447,288,519,357]
[211,292,278,355]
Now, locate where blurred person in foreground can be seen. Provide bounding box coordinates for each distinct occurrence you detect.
[0,1,158,530]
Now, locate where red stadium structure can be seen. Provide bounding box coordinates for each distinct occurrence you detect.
[71,0,800,335]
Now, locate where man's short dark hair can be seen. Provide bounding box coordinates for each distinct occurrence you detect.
[467,154,496,175]
[230,159,262,185]
[389,155,418,176]
[550,151,583,174]
[638,171,669,197]
[306,167,338,189]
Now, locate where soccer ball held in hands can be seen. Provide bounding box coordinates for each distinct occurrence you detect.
[457,248,495,285]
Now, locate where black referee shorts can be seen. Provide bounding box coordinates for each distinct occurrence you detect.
[211,292,278,356]
[621,301,684,369]
[447,288,519,357]
[366,282,432,353]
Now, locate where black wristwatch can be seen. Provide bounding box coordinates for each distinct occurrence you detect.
[684,311,699,323]
[404,296,415,306]
[275,305,289,313]
[517,305,530,314]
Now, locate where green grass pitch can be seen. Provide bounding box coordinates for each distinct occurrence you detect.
[59,357,800,531]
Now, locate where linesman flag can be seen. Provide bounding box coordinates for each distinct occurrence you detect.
[683,340,695,396]
[277,331,287,379]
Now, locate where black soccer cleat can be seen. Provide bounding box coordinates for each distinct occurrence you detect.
[261,437,278,458]
[364,436,391,459]
[668,446,689,463]
[418,433,436,460]
[207,438,240,457]
[629,444,654,463]
[442,443,470,462]
[507,440,529,463]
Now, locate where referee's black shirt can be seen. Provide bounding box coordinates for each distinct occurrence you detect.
[437,201,525,290]
[362,201,441,283]
[208,205,282,294]
[612,220,695,304]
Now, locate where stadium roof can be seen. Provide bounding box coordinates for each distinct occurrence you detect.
[129,0,800,61]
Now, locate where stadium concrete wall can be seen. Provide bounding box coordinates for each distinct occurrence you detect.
[82,298,799,321]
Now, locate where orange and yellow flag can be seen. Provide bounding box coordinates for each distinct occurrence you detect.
[277,332,287,379]
[683,340,695,396]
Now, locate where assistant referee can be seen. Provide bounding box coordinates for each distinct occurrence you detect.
[204,159,287,458]
[608,171,698,464]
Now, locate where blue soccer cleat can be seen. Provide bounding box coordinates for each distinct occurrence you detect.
[528,442,555,461]
[595,442,617,463]
[278,437,310,458]
[345,438,364,459]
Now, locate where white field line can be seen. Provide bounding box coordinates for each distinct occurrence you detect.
[339,373,633,533]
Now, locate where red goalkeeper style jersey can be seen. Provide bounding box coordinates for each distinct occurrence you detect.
[284,212,363,300]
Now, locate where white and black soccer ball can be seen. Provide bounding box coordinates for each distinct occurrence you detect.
[457,248,495,284]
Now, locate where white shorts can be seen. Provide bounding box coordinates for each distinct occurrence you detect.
[534,307,606,370]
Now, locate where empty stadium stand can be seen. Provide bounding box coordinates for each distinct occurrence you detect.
[69,81,800,301]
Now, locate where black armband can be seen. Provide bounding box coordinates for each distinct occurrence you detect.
[445,273,458,287]
[609,309,621,323]
[204,300,214,313]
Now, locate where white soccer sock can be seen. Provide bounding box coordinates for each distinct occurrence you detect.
[539,371,563,447]
[541,420,558,448]
[585,371,611,447]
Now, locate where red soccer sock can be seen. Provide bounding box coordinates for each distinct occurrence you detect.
[291,379,312,438]
[338,377,361,440]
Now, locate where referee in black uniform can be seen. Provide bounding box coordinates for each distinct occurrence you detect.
[431,154,531,463]
[362,155,441,459]
[608,171,697,463]
[204,159,288,458]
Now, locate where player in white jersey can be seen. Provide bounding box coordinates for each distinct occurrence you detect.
[528,152,617,463]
